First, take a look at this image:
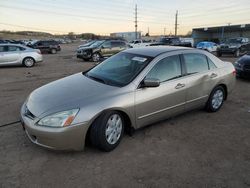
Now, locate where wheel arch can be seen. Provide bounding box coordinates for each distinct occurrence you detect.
[85,108,133,144]
[22,56,36,65]
[213,83,228,100]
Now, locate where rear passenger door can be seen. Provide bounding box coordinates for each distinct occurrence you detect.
[182,53,219,110]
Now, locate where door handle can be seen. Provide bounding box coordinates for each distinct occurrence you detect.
[210,73,218,78]
[175,83,185,89]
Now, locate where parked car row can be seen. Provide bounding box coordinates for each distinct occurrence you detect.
[196,37,250,57]
[0,39,61,67]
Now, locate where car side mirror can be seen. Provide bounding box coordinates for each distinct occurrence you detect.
[141,78,160,88]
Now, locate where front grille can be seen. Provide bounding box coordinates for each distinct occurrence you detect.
[221,46,229,49]
[24,106,36,120]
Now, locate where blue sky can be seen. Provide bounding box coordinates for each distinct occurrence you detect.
[0,0,250,35]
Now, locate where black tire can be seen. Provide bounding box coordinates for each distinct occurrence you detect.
[92,52,101,62]
[234,49,240,57]
[206,86,225,112]
[83,58,90,61]
[90,111,125,152]
[23,57,35,67]
[217,51,222,57]
[51,48,57,54]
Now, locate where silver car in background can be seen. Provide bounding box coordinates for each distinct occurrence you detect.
[0,44,43,67]
[21,47,235,152]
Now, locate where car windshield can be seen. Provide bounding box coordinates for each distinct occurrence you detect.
[227,38,242,43]
[197,42,211,47]
[85,52,152,87]
[159,38,171,43]
[89,40,105,47]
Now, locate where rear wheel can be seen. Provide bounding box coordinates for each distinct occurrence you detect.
[51,48,57,54]
[23,57,35,67]
[234,49,240,57]
[90,111,124,152]
[206,86,225,112]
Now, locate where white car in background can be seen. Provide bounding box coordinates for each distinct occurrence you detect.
[0,44,43,67]
[196,41,218,53]
[129,39,152,48]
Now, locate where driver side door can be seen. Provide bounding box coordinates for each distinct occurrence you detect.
[135,55,187,128]
[100,41,112,57]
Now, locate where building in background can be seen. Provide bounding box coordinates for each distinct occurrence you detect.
[110,31,141,42]
[192,24,250,45]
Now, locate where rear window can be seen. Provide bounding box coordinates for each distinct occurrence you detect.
[183,53,209,74]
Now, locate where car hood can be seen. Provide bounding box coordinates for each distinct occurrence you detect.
[220,43,241,47]
[77,46,94,51]
[26,73,119,117]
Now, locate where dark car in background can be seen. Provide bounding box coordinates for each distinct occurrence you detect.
[218,37,250,57]
[77,39,128,62]
[28,40,61,54]
[234,54,250,78]
[150,37,192,47]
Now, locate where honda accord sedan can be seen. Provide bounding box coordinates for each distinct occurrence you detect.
[0,44,42,67]
[20,46,236,151]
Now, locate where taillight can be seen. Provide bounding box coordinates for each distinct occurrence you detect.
[233,69,236,76]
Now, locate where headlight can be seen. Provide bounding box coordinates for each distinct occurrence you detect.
[37,109,79,128]
[229,46,237,48]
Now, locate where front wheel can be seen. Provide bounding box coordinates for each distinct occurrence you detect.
[23,57,35,67]
[206,86,225,112]
[92,53,101,62]
[90,111,124,152]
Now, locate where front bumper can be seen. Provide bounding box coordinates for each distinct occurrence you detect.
[76,51,92,59]
[36,55,43,63]
[20,104,90,151]
[219,48,236,54]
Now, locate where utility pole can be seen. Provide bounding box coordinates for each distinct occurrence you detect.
[175,10,178,36]
[135,4,138,39]
[164,27,166,36]
[148,27,149,36]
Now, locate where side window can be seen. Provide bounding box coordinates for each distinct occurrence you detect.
[146,55,182,82]
[8,46,20,52]
[36,42,43,46]
[111,41,120,47]
[183,53,209,74]
[102,41,111,48]
[207,57,217,70]
[0,46,7,52]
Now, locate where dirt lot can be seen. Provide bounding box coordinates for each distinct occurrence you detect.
[0,43,250,188]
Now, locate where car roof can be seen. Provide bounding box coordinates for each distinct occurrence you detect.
[124,46,191,57]
[0,43,27,47]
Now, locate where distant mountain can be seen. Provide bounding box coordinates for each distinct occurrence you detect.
[0,30,53,37]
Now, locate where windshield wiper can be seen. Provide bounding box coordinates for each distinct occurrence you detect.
[85,73,106,84]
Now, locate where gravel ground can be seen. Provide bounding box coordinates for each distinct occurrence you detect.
[0,43,250,188]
